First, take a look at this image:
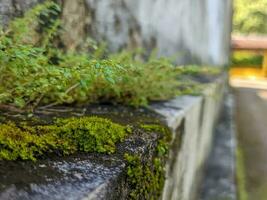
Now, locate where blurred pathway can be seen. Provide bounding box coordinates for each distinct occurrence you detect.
[199,95,236,200]
[234,88,267,199]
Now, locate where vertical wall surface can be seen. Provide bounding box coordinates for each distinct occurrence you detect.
[0,0,43,26]
[150,76,226,200]
[0,0,232,66]
[84,0,233,65]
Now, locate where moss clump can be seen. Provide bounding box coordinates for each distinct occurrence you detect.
[125,154,165,200]
[125,124,171,199]
[0,116,131,161]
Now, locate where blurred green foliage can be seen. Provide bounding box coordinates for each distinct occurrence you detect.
[0,1,220,111]
[233,0,267,34]
[0,2,180,109]
[236,146,249,200]
[231,52,263,67]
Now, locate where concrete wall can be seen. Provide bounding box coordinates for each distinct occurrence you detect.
[0,76,227,200]
[0,0,43,26]
[0,0,232,66]
[150,75,226,200]
[84,0,232,65]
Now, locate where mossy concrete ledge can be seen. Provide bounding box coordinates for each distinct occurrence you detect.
[0,75,226,200]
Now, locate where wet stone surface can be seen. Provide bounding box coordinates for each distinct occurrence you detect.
[0,105,162,200]
[0,134,159,200]
[0,155,125,200]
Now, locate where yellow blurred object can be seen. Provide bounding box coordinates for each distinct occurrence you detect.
[230,67,263,79]
[229,67,267,89]
[231,36,267,77]
[263,51,267,77]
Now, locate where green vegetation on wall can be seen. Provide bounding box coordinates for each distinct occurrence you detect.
[0,116,131,161]
[0,2,178,110]
[231,52,263,67]
[125,124,171,200]
[0,2,222,198]
[233,0,267,35]
[0,1,220,112]
[0,116,171,199]
[236,146,248,200]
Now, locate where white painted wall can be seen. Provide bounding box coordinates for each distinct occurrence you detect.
[86,0,232,66]
[0,0,232,65]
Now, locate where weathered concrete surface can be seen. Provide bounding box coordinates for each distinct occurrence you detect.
[0,155,126,200]
[0,0,232,65]
[61,0,90,51]
[0,108,161,200]
[0,75,227,200]
[233,88,267,200]
[151,75,227,200]
[84,0,232,65]
[199,94,237,200]
[0,0,43,26]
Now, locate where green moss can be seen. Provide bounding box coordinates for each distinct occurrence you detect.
[236,146,248,200]
[0,119,171,199]
[140,124,171,156]
[0,116,131,161]
[124,124,171,199]
[125,154,165,200]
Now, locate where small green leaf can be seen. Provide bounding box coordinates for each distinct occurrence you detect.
[14,98,26,108]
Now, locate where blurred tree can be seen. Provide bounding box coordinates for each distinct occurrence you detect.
[233,0,267,35]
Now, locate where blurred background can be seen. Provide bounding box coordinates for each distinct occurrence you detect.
[231,0,267,84]
[230,0,267,200]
